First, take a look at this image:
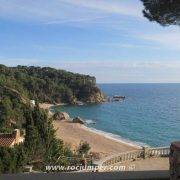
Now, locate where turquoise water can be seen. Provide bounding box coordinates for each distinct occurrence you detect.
[52,84,180,147]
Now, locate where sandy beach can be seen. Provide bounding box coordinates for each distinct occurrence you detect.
[39,103,54,110]
[53,120,139,158]
[39,103,67,110]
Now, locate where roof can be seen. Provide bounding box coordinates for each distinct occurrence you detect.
[0,133,15,147]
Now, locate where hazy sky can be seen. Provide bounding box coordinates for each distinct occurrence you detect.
[0,0,180,83]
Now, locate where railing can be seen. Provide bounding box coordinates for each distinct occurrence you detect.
[96,146,170,166]
[148,147,170,158]
[98,150,144,166]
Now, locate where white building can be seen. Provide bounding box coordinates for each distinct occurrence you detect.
[30,100,36,107]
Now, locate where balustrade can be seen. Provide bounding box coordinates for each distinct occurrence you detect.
[99,147,169,166]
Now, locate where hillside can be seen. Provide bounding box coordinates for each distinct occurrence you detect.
[0,64,105,173]
[0,65,105,104]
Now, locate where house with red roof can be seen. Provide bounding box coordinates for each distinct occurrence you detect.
[0,129,24,147]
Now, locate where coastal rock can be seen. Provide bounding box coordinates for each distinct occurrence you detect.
[87,91,106,103]
[72,117,85,124]
[76,101,84,106]
[112,95,125,102]
[53,112,70,121]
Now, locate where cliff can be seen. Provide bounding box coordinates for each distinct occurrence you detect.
[86,90,106,103]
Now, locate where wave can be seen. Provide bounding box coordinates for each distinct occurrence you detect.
[84,119,95,125]
[81,125,149,149]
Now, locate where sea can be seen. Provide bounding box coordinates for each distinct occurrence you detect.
[52,83,180,147]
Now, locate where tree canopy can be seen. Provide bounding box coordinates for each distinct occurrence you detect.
[0,65,95,173]
[141,0,180,26]
[0,65,103,104]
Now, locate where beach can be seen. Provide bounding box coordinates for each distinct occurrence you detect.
[53,120,139,158]
[43,102,169,171]
[39,102,141,159]
[39,103,54,110]
[39,103,67,110]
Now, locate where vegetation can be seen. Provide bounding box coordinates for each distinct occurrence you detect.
[77,141,91,156]
[0,64,95,173]
[0,144,26,173]
[0,64,104,104]
[0,100,72,173]
[141,0,180,26]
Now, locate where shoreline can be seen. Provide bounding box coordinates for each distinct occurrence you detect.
[41,102,144,158]
[53,120,140,158]
[39,103,55,110]
[81,125,144,149]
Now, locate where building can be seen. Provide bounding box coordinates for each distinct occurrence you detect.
[0,129,24,147]
[30,100,36,108]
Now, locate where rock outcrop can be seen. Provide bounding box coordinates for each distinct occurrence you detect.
[53,112,70,121]
[87,91,106,103]
[72,117,85,124]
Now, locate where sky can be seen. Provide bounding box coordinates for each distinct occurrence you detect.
[0,0,180,83]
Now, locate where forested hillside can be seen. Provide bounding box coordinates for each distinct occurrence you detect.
[0,64,101,173]
[0,85,73,173]
[0,65,105,104]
